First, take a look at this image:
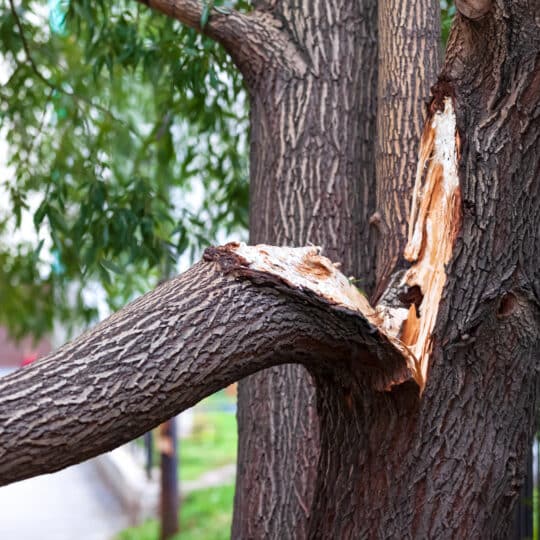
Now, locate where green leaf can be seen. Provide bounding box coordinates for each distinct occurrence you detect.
[0,0,248,339]
[200,2,211,28]
[100,259,123,274]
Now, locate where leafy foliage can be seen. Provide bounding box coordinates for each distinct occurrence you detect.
[0,0,249,339]
[440,0,456,45]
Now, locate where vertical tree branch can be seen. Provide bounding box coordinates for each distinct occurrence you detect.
[373,0,441,300]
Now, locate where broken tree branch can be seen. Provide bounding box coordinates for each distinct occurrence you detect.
[0,243,415,486]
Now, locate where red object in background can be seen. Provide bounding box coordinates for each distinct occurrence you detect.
[21,353,39,367]
[0,327,50,369]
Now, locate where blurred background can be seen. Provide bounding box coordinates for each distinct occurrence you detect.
[0,321,238,540]
[1,0,246,537]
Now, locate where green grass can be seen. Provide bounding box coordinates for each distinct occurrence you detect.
[116,483,234,540]
[180,411,237,481]
[121,391,237,539]
[139,391,238,481]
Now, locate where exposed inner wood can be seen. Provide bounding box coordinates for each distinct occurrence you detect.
[399,97,462,387]
[233,243,377,318]
[225,242,420,384]
[229,99,461,391]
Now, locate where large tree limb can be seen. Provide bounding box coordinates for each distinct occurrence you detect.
[0,243,415,486]
[136,0,308,80]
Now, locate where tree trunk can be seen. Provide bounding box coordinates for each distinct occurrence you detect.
[373,0,441,298]
[235,1,378,535]
[235,0,440,536]
[159,419,179,540]
[308,2,540,537]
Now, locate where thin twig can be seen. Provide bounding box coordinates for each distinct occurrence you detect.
[26,87,54,159]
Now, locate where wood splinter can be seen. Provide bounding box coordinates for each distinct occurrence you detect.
[399,96,462,388]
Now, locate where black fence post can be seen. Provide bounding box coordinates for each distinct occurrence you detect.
[512,445,534,539]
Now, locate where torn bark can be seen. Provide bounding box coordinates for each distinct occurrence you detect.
[400,97,462,386]
[0,244,415,486]
[374,0,441,299]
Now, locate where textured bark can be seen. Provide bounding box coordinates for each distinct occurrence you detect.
[136,0,307,82]
[455,0,493,20]
[234,1,379,536]
[0,247,414,486]
[305,2,540,537]
[3,1,539,537]
[373,0,441,300]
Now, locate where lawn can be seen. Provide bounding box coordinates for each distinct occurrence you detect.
[119,390,237,539]
[116,483,234,540]
[180,410,237,481]
[141,390,237,481]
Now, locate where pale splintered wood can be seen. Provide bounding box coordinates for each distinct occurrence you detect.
[233,243,376,318]
[229,242,421,382]
[401,98,462,386]
[217,96,463,392]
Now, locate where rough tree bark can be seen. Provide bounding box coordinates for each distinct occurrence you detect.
[0,245,415,484]
[2,0,539,538]
[374,0,441,298]
[305,1,540,536]
[236,0,442,535]
[238,2,379,535]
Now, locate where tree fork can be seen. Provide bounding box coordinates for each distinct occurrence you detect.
[0,243,416,486]
[136,0,308,82]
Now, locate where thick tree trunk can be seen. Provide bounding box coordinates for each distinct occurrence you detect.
[236,0,441,536]
[307,2,540,537]
[235,2,379,536]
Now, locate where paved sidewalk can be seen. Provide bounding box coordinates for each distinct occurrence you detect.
[184,463,236,492]
[0,460,129,540]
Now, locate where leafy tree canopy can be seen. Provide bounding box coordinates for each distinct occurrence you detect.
[1,0,249,339]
